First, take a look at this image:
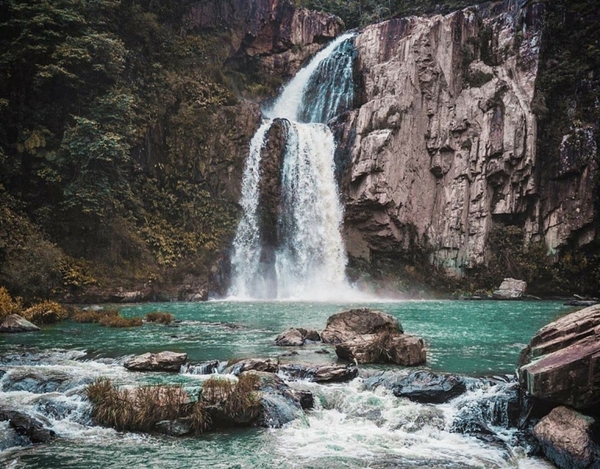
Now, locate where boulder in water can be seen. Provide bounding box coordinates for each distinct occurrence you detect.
[155,417,193,436]
[275,327,321,346]
[0,314,40,333]
[518,304,600,409]
[226,358,278,375]
[124,351,187,372]
[492,278,527,299]
[0,410,55,443]
[392,371,467,403]
[321,308,401,344]
[533,406,600,469]
[335,332,426,366]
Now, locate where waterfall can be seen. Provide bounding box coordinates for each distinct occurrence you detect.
[229,33,356,300]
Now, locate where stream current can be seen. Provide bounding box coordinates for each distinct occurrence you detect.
[0,300,568,468]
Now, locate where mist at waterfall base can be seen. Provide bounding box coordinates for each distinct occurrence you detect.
[0,300,567,468]
[228,34,360,301]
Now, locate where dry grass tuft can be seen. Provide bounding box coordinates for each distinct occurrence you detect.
[145,311,174,324]
[201,374,262,420]
[21,300,68,324]
[98,315,143,328]
[72,308,119,323]
[0,286,22,321]
[201,377,235,406]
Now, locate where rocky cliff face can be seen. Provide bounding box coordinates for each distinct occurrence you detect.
[342,1,544,275]
[186,0,344,80]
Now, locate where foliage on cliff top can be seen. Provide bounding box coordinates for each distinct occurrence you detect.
[296,0,487,28]
[0,286,22,321]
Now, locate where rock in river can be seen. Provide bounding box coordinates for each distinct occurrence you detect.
[124,351,188,372]
[0,314,40,333]
[533,406,600,469]
[321,308,402,344]
[518,304,600,410]
[392,371,467,403]
[275,328,321,346]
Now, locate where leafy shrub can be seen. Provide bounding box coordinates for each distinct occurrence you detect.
[0,286,22,320]
[145,311,174,324]
[21,301,68,324]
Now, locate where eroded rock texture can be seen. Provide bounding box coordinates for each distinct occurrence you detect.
[186,0,343,79]
[340,1,596,277]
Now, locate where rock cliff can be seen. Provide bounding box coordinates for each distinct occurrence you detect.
[186,0,344,80]
[340,0,598,282]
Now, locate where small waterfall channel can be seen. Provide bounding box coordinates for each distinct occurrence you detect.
[229,33,356,300]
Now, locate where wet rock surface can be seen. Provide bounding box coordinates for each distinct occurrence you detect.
[391,371,467,404]
[533,406,600,469]
[275,327,321,346]
[226,358,279,375]
[279,363,358,383]
[518,304,600,410]
[124,351,188,372]
[0,409,55,444]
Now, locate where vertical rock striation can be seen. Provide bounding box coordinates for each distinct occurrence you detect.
[342,0,546,276]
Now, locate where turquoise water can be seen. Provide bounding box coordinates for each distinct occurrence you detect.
[0,300,569,469]
[0,300,569,374]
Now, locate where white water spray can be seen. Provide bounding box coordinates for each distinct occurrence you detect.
[229,33,357,300]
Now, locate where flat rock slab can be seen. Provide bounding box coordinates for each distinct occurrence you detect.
[0,314,40,333]
[279,363,358,383]
[321,308,402,344]
[533,406,600,469]
[392,370,467,403]
[226,358,278,375]
[124,351,187,372]
[519,304,600,409]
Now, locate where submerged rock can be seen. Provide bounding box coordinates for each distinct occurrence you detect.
[321,308,401,344]
[0,314,40,333]
[279,363,358,383]
[518,304,600,409]
[0,410,55,444]
[492,278,527,299]
[533,406,600,469]
[124,351,188,372]
[392,371,466,404]
[155,417,193,437]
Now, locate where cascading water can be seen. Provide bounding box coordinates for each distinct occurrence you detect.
[229,33,357,300]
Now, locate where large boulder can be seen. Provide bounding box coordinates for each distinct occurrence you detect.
[335,332,426,366]
[124,351,187,372]
[518,304,600,409]
[392,371,467,404]
[321,308,401,344]
[322,309,425,366]
[0,314,40,333]
[492,278,527,299]
[533,406,600,469]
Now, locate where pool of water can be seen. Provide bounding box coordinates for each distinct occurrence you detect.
[0,300,569,469]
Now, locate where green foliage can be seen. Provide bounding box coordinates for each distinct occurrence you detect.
[72,308,119,323]
[296,0,487,28]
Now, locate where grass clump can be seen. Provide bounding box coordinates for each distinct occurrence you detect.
[86,379,185,431]
[71,308,119,323]
[98,315,143,328]
[87,378,210,433]
[21,300,68,324]
[0,286,22,320]
[145,311,174,324]
[201,373,262,420]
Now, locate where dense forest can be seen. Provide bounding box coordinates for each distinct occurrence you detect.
[1,0,599,301]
